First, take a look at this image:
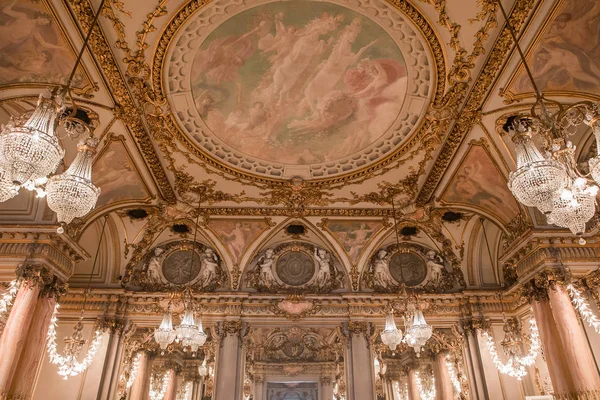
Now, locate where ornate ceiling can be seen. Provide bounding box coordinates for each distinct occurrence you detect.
[0,0,598,296]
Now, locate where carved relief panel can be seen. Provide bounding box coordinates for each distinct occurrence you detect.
[130,240,227,291]
[363,243,457,293]
[244,242,346,293]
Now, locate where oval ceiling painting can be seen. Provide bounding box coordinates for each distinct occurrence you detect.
[190,3,406,165]
[165,0,434,179]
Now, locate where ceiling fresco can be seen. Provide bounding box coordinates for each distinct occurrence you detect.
[507,0,600,96]
[0,0,596,296]
[164,0,434,180]
[0,0,88,87]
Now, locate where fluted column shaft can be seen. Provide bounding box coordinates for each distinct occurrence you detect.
[9,293,56,398]
[548,285,600,395]
[433,354,453,400]
[130,352,151,400]
[214,324,243,400]
[0,282,42,397]
[163,369,178,400]
[408,368,421,400]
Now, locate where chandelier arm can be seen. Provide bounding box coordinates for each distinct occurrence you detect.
[496,0,542,100]
[64,0,109,91]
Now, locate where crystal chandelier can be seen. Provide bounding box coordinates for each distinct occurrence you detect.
[380,311,403,351]
[45,216,108,378]
[175,290,207,355]
[154,308,177,352]
[154,202,207,355]
[0,90,65,187]
[45,137,100,229]
[126,352,142,390]
[404,307,433,357]
[498,0,600,240]
[383,197,432,357]
[0,0,107,230]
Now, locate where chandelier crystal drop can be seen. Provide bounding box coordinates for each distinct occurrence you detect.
[0,91,65,187]
[507,126,567,215]
[46,304,104,379]
[45,137,101,226]
[0,168,18,203]
[405,309,432,357]
[380,312,403,351]
[154,309,177,352]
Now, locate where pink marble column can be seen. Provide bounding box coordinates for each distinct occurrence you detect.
[130,352,151,400]
[407,368,421,400]
[548,285,600,395]
[433,354,453,400]
[531,298,573,395]
[9,294,56,398]
[163,369,178,400]
[0,282,41,395]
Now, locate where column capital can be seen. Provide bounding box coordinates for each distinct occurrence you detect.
[16,264,68,300]
[460,318,489,334]
[347,321,371,340]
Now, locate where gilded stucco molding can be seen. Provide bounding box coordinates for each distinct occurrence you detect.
[146,0,446,188]
[66,0,176,203]
[417,0,537,205]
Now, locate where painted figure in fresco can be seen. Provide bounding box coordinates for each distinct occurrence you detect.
[193,20,268,85]
[301,18,378,112]
[372,249,396,289]
[0,0,73,82]
[258,248,276,288]
[221,222,252,261]
[198,248,219,287]
[517,0,600,92]
[146,248,165,284]
[263,13,342,106]
[313,248,331,288]
[425,250,445,286]
[190,3,408,165]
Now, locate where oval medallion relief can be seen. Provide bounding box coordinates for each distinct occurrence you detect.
[162,250,201,285]
[389,251,426,286]
[276,251,315,286]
